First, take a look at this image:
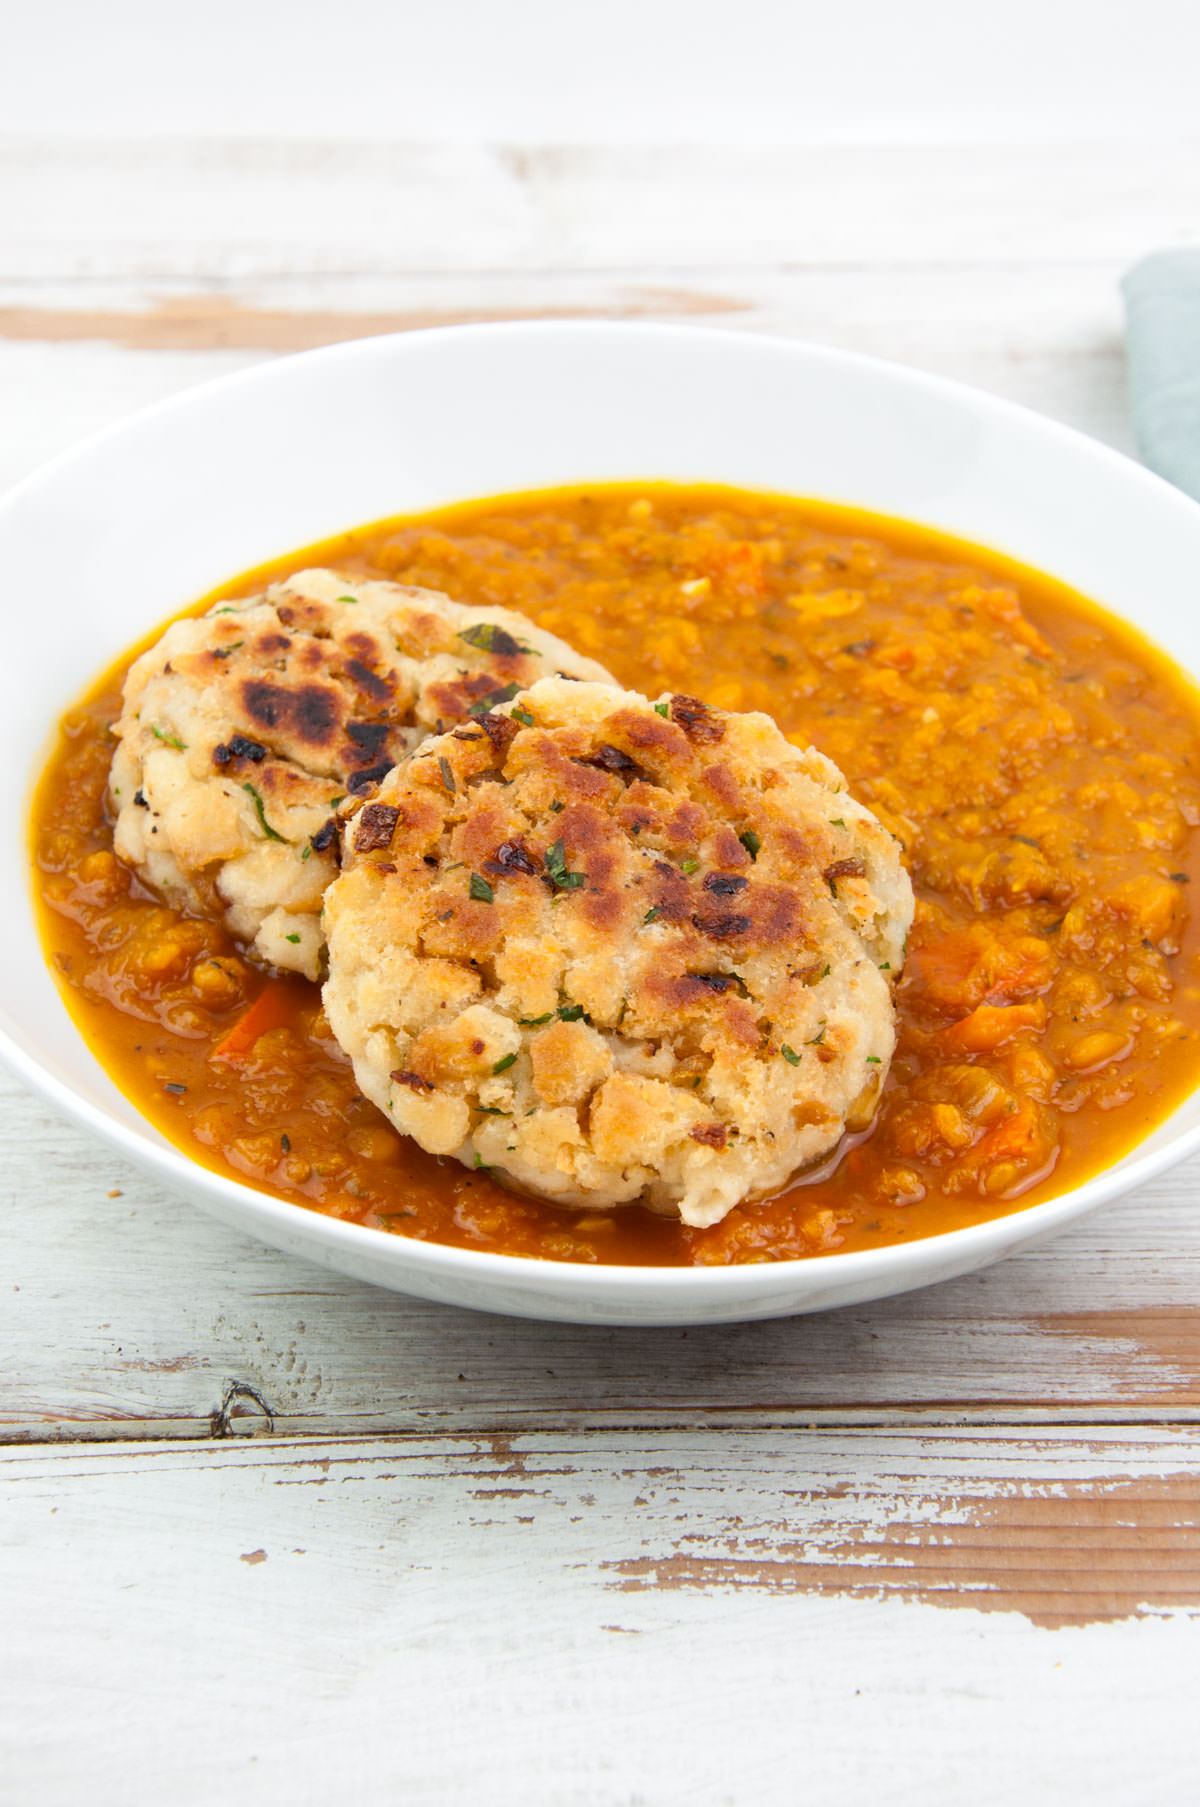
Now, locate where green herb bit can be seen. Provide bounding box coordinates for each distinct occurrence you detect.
[475,1105,509,1117]
[545,837,585,890]
[336,594,358,604]
[469,872,494,904]
[519,1012,554,1026]
[866,1055,881,1064]
[879,961,890,970]
[821,964,831,978]
[212,605,239,615]
[680,859,699,875]
[242,782,284,841]
[438,756,456,794]
[644,907,662,924]
[492,1052,517,1075]
[511,706,535,727]
[549,799,565,813]
[558,1003,587,1023]
[151,724,186,751]
[830,818,845,828]
[467,683,520,716]
[654,702,670,718]
[284,933,301,944]
[301,845,312,861]
[781,1045,801,1066]
[739,830,761,861]
[459,622,533,654]
[807,1026,826,1045]
[473,1153,491,1171]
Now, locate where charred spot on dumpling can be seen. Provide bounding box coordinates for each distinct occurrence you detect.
[323,675,913,1230]
[107,569,615,982]
[670,693,725,744]
[240,678,341,748]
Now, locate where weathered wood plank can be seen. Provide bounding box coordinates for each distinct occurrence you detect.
[3,1427,1199,1802]
[0,259,1137,503]
[5,1068,1199,1437]
[4,138,1199,279]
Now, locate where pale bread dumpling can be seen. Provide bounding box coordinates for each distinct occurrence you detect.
[322,676,914,1227]
[108,569,614,977]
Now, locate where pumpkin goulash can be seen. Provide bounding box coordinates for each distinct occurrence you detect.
[32,484,1200,1266]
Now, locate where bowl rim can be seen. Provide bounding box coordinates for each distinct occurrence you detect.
[6,317,1200,1301]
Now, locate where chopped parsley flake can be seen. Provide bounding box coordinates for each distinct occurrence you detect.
[739,829,761,861]
[151,724,185,751]
[644,906,662,924]
[781,1045,801,1066]
[807,1025,826,1045]
[866,1055,881,1063]
[492,1052,517,1074]
[510,706,535,727]
[467,682,519,716]
[301,845,312,861]
[654,702,670,718]
[519,1012,553,1026]
[549,799,565,813]
[879,961,890,970]
[459,622,532,655]
[469,872,494,904]
[336,594,358,604]
[830,818,845,828]
[242,782,284,841]
[473,1153,491,1171]
[545,837,585,890]
[680,859,699,875]
[284,933,301,944]
[558,1003,587,1023]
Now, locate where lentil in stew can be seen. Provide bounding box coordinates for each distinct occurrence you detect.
[32,484,1200,1265]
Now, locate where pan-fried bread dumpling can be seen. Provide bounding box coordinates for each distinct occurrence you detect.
[322,676,914,1227]
[108,568,614,979]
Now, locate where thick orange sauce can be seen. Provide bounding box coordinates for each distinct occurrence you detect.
[31,484,1200,1265]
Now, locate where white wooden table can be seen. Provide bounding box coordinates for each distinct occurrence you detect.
[4,133,1200,1803]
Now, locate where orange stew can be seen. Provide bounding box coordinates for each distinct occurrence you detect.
[31,485,1200,1265]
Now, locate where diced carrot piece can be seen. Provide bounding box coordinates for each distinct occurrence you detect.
[975,1103,1040,1165]
[910,924,1053,1012]
[939,1000,1047,1056]
[210,984,295,1064]
[702,542,767,597]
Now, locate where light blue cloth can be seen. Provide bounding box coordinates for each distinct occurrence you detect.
[1123,249,1200,503]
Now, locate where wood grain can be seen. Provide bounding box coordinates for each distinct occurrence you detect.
[0,288,747,352]
[4,1069,1200,1439]
[6,134,1200,1777]
[4,138,1198,279]
[4,1428,1200,1802]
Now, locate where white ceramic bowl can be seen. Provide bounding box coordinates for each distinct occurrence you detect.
[5,322,1200,1326]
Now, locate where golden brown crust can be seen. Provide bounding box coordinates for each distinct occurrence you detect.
[108,570,614,977]
[322,676,915,1225]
